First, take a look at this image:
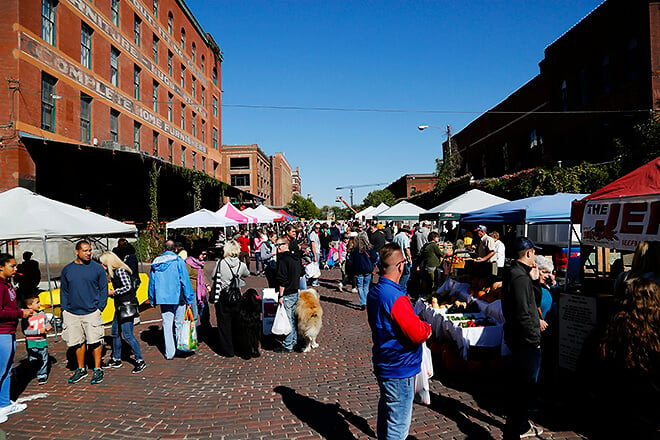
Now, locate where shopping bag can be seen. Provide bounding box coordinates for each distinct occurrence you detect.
[176,305,198,352]
[271,304,292,335]
[414,343,434,405]
[305,262,321,279]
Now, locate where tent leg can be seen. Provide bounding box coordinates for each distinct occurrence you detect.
[42,237,58,342]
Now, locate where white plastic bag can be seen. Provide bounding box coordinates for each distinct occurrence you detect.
[271,304,292,335]
[414,343,434,405]
[305,262,321,279]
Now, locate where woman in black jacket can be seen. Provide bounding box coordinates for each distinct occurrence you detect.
[348,232,378,311]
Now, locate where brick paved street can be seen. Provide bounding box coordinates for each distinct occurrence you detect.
[4,267,593,440]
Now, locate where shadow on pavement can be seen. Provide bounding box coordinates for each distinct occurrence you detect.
[320,295,361,310]
[425,390,500,440]
[274,385,376,439]
[139,325,166,357]
[11,355,57,400]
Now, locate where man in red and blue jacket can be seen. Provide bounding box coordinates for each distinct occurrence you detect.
[367,243,432,440]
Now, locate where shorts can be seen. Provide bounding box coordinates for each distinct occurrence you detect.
[61,310,104,347]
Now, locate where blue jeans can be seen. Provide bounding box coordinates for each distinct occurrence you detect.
[27,345,49,380]
[281,293,298,350]
[111,315,144,361]
[299,276,307,290]
[505,345,542,437]
[0,334,16,407]
[160,304,186,359]
[377,375,415,440]
[255,253,263,273]
[356,273,372,306]
[398,263,411,290]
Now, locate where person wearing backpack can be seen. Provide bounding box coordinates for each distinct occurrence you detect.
[211,240,249,357]
[260,231,278,288]
[347,232,378,311]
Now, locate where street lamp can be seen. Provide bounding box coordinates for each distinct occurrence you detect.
[418,124,452,159]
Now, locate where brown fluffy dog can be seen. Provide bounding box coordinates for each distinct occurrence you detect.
[295,289,323,352]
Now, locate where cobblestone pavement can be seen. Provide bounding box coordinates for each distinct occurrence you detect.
[4,267,593,440]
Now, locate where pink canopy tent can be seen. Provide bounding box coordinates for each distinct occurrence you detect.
[216,203,257,224]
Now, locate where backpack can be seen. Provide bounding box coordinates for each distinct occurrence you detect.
[214,260,243,305]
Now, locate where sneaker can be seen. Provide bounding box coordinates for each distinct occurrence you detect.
[273,346,293,353]
[0,413,7,423]
[90,368,104,384]
[0,402,27,416]
[338,282,343,291]
[68,368,88,384]
[105,359,122,369]
[520,423,543,439]
[37,377,48,385]
[351,288,358,294]
[132,360,146,374]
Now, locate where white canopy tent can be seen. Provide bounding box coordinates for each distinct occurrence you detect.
[420,189,509,221]
[166,208,239,230]
[373,201,425,221]
[354,205,376,219]
[252,205,285,223]
[364,202,390,220]
[0,187,137,337]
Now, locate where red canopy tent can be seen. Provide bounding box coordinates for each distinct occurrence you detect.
[277,209,297,221]
[571,156,660,250]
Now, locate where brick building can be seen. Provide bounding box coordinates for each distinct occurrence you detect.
[220,144,295,207]
[0,0,253,220]
[385,173,437,199]
[291,166,301,197]
[449,0,660,179]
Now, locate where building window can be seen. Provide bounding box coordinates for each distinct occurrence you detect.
[201,55,205,72]
[110,109,119,141]
[561,80,568,112]
[81,23,92,69]
[192,151,196,170]
[168,139,173,163]
[80,93,92,143]
[41,0,56,46]
[167,93,173,121]
[628,38,639,81]
[212,67,217,86]
[201,156,206,173]
[167,51,173,76]
[192,112,196,137]
[213,161,217,178]
[181,146,186,167]
[152,35,158,63]
[231,174,250,187]
[133,65,141,100]
[201,86,205,106]
[201,120,205,142]
[152,81,158,112]
[111,0,119,26]
[230,157,250,170]
[40,73,56,132]
[153,0,158,17]
[212,96,218,116]
[180,65,185,88]
[191,77,196,99]
[134,121,141,151]
[180,28,185,50]
[111,47,119,87]
[192,43,196,62]
[152,131,159,156]
[134,15,141,47]
[180,104,185,129]
[167,12,173,35]
[579,68,588,105]
[212,128,218,150]
[601,54,611,94]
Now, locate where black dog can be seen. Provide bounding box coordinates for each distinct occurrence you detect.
[234,288,262,359]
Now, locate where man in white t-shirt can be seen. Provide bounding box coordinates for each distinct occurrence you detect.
[490,231,506,278]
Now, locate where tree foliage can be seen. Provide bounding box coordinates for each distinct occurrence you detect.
[434,138,460,194]
[287,194,321,220]
[615,114,660,174]
[360,189,396,210]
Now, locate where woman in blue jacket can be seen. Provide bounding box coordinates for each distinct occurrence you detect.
[348,232,378,311]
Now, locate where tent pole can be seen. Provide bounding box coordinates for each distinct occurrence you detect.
[42,237,57,342]
[564,221,574,292]
[523,223,529,237]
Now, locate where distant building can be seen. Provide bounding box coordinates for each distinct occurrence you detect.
[0,0,259,220]
[385,174,436,199]
[220,144,296,206]
[291,166,301,197]
[448,0,660,179]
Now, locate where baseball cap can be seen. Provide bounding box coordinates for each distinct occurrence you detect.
[512,236,542,252]
[473,225,487,232]
[377,224,384,230]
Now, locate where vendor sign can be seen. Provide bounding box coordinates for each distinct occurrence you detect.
[582,195,660,251]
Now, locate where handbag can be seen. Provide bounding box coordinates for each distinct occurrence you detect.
[117,298,139,321]
[271,303,292,335]
[176,305,198,352]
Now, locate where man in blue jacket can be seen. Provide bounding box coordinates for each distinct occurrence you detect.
[148,240,194,360]
[61,240,108,385]
[367,243,432,440]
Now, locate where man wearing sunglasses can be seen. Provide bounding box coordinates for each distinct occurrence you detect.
[367,243,432,440]
[274,238,302,353]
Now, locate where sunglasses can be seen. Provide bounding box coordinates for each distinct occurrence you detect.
[395,259,407,267]
[275,243,287,247]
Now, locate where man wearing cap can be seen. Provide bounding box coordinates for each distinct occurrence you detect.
[473,225,497,277]
[501,237,545,439]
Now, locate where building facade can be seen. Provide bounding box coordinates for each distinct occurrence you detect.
[449,0,660,179]
[385,173,437,199]
[0,0,234,220]
[220,144,295,207]
[291,166,301,197]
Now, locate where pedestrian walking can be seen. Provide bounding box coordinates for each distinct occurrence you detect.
[347,232,377,311]
[274,237,302,353]
[147,240,195,360]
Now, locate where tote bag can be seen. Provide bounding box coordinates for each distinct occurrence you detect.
[176,305,198,352]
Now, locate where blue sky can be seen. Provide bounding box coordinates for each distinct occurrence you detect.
[185,0,604,208]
